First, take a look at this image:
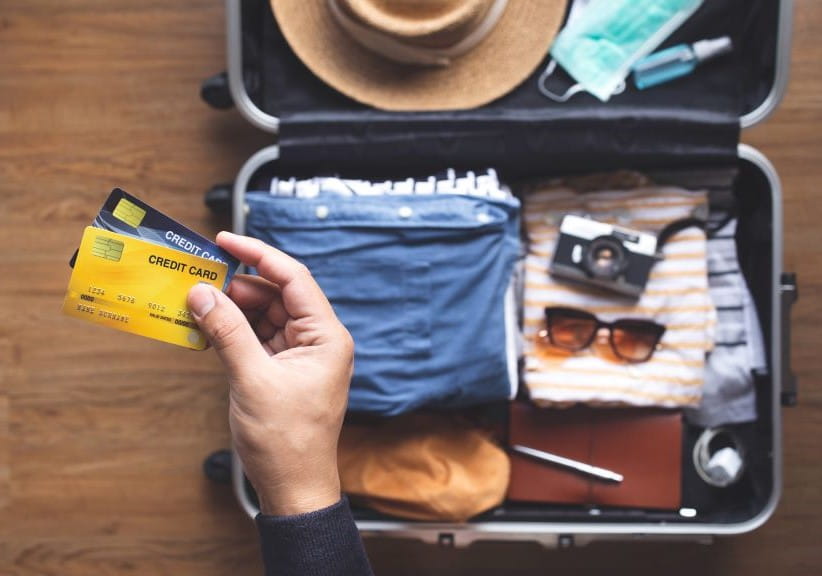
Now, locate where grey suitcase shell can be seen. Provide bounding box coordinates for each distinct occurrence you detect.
[205,0,799,547]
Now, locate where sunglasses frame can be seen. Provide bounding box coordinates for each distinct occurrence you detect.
[541,306,666,363]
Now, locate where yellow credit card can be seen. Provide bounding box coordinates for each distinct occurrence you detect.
[62,226,228,350]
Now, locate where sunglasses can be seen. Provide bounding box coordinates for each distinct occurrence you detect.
[538,307,666,363]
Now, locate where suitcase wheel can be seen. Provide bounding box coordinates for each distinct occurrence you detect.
[204,183,233,215]
[203,449,233,484]
[201,71,234,110]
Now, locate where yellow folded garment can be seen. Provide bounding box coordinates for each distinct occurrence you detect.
[338,414,510,522]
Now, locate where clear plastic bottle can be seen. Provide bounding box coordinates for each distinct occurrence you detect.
[633,37,733,90]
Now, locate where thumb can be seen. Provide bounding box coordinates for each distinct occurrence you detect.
[187,282,267,376]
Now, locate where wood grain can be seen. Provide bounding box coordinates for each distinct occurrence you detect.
[1,0,820,574]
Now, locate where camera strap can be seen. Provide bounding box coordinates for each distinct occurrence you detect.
[655,217,706,256]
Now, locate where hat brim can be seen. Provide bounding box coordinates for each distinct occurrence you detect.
[270,0,568,111]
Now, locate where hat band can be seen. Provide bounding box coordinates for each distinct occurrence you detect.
[327,0,509,67]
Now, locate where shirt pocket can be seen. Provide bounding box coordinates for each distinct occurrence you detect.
[307,257,433,359]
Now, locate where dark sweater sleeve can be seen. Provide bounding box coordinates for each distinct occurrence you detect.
[256,496,374,576]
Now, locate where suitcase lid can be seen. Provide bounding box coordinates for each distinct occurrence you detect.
[232,0,793,176]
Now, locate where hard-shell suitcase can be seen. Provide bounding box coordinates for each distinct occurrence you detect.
[202,0,799,547]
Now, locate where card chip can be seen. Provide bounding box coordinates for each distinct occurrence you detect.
[91,236,124,262]
[112,198,147,228]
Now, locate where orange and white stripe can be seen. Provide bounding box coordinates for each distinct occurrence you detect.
[522,183,716,408]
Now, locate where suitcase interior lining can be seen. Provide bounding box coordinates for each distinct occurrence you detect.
[239,0,780,179]
[246,0,779,122]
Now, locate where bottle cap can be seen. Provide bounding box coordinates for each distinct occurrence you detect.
[692,37,733,62]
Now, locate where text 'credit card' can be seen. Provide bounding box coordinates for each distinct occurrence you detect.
[63,226,228,350]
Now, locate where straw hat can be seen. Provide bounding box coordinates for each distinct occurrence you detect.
[270,0,568,111]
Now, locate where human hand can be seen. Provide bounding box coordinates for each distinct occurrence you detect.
[187,232,354,516]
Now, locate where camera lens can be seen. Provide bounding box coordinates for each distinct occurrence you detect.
[583,235,627,280]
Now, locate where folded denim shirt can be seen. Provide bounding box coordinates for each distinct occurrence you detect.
[245,183,521,416]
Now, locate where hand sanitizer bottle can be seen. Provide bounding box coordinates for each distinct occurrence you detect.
[633,37,733,90]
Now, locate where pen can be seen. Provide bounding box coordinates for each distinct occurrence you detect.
[510,444,624,483]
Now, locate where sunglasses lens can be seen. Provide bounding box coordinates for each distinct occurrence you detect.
[547,310,598,350]
[611,321,664,362]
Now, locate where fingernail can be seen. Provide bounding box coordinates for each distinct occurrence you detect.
[188,283,216,319]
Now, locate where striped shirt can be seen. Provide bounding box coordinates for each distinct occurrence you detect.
[522,183,715,408]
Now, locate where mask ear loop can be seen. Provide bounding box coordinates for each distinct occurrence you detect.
[538,59,627,102]
[538,59,585,102]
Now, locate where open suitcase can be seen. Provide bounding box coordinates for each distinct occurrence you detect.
[202,0,799,547]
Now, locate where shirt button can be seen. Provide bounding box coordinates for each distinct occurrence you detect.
[315,205,329,219]
[398,206,413,218]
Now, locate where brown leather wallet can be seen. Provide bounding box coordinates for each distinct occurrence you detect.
[507,403,682,510]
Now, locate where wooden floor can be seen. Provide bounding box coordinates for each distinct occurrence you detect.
[1,1,820,574]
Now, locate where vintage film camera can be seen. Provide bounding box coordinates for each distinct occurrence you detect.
[550,215,660,298]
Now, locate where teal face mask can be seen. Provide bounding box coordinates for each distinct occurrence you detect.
[540,0,705,102]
